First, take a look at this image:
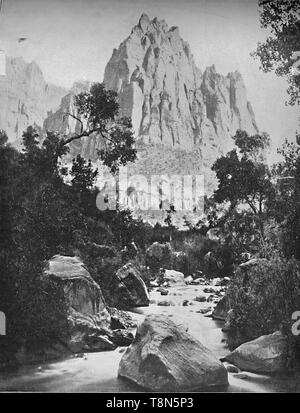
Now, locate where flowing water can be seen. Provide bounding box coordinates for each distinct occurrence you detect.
[0,284,299,393]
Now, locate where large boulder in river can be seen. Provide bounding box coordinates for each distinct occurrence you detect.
[43,255,135,353]
[44,255,106,314]
[212,295,231,321]
[109,263,150,309]
[224,331,288,373]
[164,269,185,286]
[118,314,228,391]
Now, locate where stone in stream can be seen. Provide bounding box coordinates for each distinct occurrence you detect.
[157,287,169,296]
[224,331,288,374]
[190,278,204,285]
[203,287,217,294]
[109,262,150,309]
[194,295,207,302]
[157,299,175,306]
[41,255,137,356]
[118,314,228,391]
[108,307,137,330]
[184,275,194,285]
[163,269,185,286]
[196,307,212,314]
[212,295,231,321]
[233,373,250,380]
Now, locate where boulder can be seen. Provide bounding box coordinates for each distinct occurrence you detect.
[118,315,228,391]
[191,277,205,285]
[203,287,217,294]
[196,307,212,314]
[157,287,169,296]
[66,309,115,353]
[44,255,106,314]
[164,269,185,286]
[224,331,288,374]
[107,307,137,330]
[212,277,230,286]
[194,295,207,303]
[157,300,175,306]
[44,256,135,354]
[184,275,194,285]
[212,295,230,321]
[109,263,150,309]
[67,309,135,351]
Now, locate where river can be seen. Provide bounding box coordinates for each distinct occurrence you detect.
[0,284,299,392]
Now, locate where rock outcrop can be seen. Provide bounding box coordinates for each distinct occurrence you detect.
[212,295,231,321]
[0,56,66,143]
[118,314,228,391]
[44,255,106,315]
[43,255,135,353]
[108,262,150,309]
[104,14,258,161]
[43,81,101,159]
[224,331,288,374]
[163,269,185,286]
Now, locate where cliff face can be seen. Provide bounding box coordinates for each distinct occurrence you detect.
[43,81,102,159]
[0,56,66,142]
[103,14,258,164]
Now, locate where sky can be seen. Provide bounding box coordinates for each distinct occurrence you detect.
[0,0,299,158]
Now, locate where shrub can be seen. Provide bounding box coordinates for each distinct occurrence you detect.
[226,258,300,366]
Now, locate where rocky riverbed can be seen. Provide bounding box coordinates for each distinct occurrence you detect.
[0,281,300,392]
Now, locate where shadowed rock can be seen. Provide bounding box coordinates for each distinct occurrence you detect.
[224,331,288,374]
[109,262,150,309]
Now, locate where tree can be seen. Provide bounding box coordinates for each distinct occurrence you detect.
[64,83,137,170]
[253,0,300,105]
[164,204,176,242]
[212,130,272,215]
[65,83,137,210]
[20,127,69,185]
[269,135,300,258]
[70,154,98,193]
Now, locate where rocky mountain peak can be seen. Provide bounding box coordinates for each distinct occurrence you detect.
[0,56,67,143]
[103,14,258,157]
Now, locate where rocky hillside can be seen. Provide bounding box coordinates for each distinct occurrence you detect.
[0,56,66,143]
